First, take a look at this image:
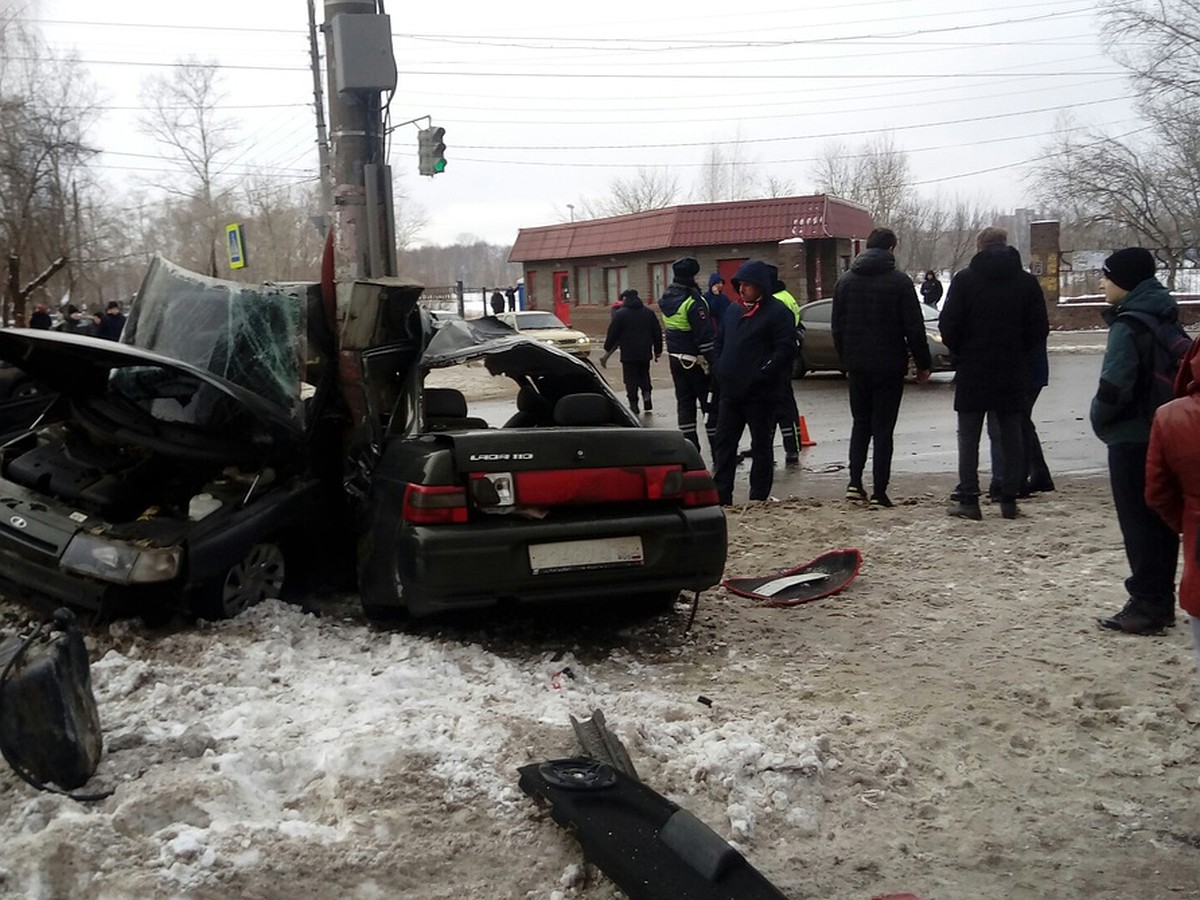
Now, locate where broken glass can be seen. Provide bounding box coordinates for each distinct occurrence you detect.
[123,257,306,423]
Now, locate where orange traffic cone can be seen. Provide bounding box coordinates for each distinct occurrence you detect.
[798,415,816,448]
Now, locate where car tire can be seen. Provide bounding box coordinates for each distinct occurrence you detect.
[197,541,286,619]
[792,354,808,379]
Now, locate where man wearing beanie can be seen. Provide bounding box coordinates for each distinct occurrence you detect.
[659,257,715,456]
[1091,246,1180,635]
[602,289,662,414]
[940,226,1049,520]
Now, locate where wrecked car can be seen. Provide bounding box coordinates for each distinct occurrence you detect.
[0,258,346,620]
[348,313,727,618]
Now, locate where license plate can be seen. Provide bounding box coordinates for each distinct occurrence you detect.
[528,536,644,575]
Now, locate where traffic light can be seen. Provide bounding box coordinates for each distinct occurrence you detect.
[418,126,447,176]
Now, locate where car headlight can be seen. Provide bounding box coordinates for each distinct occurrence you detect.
[576,337,589,344]
[61,533,182,584]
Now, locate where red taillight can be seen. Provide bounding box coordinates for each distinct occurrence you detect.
[402,484,468,524]
[510,466,680,505]
[673,470,720,508]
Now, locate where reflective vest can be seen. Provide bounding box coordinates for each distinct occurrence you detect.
[663,295,701,331]
[774,289,801,326]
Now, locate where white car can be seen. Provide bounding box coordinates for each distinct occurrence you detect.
[496,311,592,358]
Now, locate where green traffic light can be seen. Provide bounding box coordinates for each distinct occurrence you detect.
[434,158,446,174]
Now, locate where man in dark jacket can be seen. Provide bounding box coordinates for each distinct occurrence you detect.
[29,304,52,329]
[939,226,1049,520]
[1091,247,1180,634]
[711,259,797,505]
[96,301,126,341]
[602,289,662,414]
[832,228,932,508]
[660,257,714,455]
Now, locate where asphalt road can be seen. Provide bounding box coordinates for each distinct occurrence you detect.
[619,334,1111,492]
[471,331,1113,502]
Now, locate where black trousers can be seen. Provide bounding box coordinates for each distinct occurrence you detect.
[776,375,800,460]
[712,395,776,504]
[1108,442,1179,615]
[988,386,1052,491]
[957,409,1023,501]
[847,371,905,493]
[620,360,652,408]
[669,355,710,454]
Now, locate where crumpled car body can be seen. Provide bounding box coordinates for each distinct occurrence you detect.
[350,316,727,618]
[0,257,344,619]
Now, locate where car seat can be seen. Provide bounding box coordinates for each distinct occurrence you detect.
[552,393,618,427]
[423,387,488,431]
[504,385,552,427]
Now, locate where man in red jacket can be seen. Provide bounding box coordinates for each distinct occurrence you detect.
[1145,337,1200,689]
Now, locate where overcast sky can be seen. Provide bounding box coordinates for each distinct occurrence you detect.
[32,0,1138,247]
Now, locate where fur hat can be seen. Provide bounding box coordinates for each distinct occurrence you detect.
[1102,247,1156,291]
[672,257,700,282]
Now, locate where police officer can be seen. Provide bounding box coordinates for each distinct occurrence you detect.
[660,257,714,456]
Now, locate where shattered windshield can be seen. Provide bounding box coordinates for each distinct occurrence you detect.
[122,257,306,422]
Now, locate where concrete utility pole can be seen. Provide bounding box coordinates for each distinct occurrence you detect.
[307,0,333,217]
[321,0,397,283]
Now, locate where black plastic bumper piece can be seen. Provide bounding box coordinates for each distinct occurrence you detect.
[518,757,791,900]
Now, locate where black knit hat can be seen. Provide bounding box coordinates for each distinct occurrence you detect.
[1102,248,1156,291]
[672,257,700,282]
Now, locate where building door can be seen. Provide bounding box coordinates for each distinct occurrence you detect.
[553,270,570,325]
[718,259,747,296]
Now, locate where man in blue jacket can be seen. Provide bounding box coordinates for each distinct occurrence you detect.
[711,259,797,505]
[660,258,714,456]
[1091,247,1180,634]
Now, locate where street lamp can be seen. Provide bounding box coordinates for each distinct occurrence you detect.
[567,204,575,222]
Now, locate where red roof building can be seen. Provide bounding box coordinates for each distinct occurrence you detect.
[508,194,873,331]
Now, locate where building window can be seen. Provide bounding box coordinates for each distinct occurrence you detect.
[574,265,602,305]
[649,262,670,301]
[604,267,628,305]
[527,271,537,308]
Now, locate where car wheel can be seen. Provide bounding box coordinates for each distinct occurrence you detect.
[199,542,286,619]
[792,354,808,379]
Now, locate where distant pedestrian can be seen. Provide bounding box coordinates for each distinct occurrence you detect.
[602,289,662,414]
[490,289,505,315]
[505,286,517,312]
[660,257,714,456]
[1145,336,1200,686]
[1091,247,1180,635]
[770,272,803,466]
[96,301,126,341]
[29,304,52,329]
[56,304,89,334]
[920,270,943,308]
[832,228,932,508]
[940,226,1049,520]
[711,259,797,505]
[702,273,730,426]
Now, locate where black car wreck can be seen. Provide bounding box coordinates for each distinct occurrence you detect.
[0,258,727,621]
[0,258,346,620]
[348,316,728,618]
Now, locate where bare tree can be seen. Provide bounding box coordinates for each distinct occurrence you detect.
[1035,117,1195,287]
[811,134,912,226]
[1103,1,1200,106]
[0,18,97,324]
[578,167,681,218]
[139,60,240,276]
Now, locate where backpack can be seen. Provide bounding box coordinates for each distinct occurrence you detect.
[1118,310,1193,412]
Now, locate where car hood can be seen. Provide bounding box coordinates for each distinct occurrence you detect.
[420,318,595,374]
[0,329,303,441]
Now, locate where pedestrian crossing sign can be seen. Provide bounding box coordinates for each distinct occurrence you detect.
[226,223,247,270]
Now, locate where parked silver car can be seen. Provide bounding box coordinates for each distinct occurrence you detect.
[795,299,954,377]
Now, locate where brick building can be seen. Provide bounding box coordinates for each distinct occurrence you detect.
[508,195,874,335]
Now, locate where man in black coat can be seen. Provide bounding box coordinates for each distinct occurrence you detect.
[939,226,1049,520]
[711,259,797,505]
[602,289,662,414]
[832,227,932,508]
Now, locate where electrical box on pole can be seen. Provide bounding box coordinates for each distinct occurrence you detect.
[330,13,397,93]
[417,126,447,176]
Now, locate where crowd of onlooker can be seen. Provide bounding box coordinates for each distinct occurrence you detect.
[24,301,126,340]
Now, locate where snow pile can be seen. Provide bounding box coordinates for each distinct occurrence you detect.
[0,601,824,897]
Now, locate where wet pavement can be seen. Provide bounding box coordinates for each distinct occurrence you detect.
[470,332,1113,504]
